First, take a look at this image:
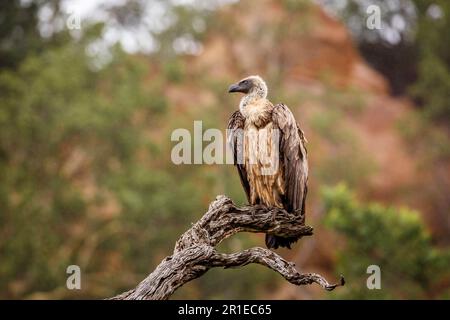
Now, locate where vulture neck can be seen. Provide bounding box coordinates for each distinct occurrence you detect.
[239,90,272,127]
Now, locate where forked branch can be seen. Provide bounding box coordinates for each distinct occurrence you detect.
[110,195,343,300]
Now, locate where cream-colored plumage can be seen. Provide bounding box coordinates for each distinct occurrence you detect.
[244,120,285,208]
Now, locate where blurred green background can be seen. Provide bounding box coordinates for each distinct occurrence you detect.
[0,0,449,299]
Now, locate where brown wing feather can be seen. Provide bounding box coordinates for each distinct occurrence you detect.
[227,110,251,202]
[272,103,308,219]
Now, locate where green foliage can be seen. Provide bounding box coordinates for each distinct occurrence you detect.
[0,0,48,69]
[282,0,312,12]
[397,111,450,163]
[322,184,450,299]
[409,1,450,123]
[163,59,186,83]
[309,93,375,189]
[151,4,210,60]
[410,53,450,123]
[322,0,450,125]
[0,27,172,297]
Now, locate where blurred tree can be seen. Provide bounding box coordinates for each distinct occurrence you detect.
[0,30,164,297]
[0,0,46,69]
[0,16,176,297]
[319,0,418,95]
[323,184,450,299]
[320,0,450,124]
[410,0,450,124]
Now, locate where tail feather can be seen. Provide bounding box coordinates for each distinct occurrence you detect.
[265,234,298,249]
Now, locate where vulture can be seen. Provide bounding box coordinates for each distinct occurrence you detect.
[227,75,308,249]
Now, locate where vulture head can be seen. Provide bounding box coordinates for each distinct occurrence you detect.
[228,75,268,99]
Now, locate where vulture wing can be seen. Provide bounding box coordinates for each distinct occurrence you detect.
[272,103,308,220]
[227,110,251,202]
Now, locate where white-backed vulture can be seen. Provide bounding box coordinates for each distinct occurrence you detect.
[227,75,308,249]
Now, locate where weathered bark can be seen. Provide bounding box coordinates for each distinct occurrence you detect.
[109,195,344,300]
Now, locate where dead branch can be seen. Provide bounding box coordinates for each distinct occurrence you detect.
[109,195,344,300]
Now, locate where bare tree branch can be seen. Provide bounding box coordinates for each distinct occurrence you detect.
[109,195,343,300]
[210,248,345,291]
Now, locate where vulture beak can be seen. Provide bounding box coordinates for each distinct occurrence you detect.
[228,80,252,94]
[228,83,242,93]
